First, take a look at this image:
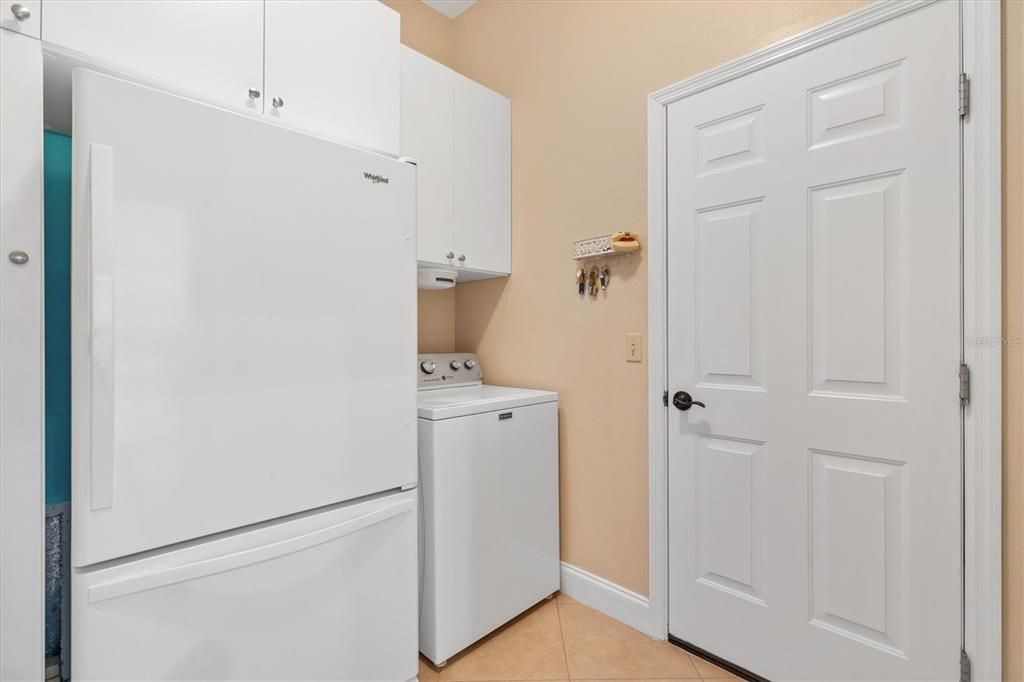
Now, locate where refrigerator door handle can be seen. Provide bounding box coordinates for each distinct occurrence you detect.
[86,495,415,604]
[89,143,115,510]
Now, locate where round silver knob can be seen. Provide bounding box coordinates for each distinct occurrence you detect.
[458,254,466,262]
[10,4,30,21]
[450,360,463,370]
[8,250,28,265]
[464,359,476,369]
[272,96,285,109]
[248,87,261,100]
[420,360,436,374]
[446,252,455,260]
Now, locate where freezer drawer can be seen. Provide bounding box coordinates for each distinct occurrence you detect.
[72,490,418,681]
[418,401,560,664]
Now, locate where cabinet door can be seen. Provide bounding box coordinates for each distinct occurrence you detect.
[265,1,399,157]
[42,1,263,111]
[0,1,41,39]
[453,73,511,275]
[0,29,44,682]
[401,47,454,266]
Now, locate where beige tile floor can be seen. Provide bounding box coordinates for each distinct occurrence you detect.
[418,594,742,682]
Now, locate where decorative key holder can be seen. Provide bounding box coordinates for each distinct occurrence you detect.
[572,232,640,298]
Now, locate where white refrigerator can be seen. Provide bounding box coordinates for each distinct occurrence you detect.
[69,69,418,680]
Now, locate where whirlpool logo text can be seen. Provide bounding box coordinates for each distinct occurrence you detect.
[363,172,390,184]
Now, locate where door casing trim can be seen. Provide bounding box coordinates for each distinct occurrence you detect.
[645,2,1001,680]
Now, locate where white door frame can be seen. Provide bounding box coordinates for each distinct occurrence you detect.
[646,1,1001,679]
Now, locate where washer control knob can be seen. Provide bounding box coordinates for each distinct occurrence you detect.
[450,360,463,370]
[464,359,476,370]
[420,360,437,374]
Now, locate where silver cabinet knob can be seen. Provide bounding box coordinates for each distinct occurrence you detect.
[8,251,29,265]
[272,96,285,109]
[248,87,261,100]
[458,254,466,262]
[446,252,455,260]
[10,3,30,20]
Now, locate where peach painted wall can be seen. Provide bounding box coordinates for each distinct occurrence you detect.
[1004,1,1023,678]
[390,0,1024,669]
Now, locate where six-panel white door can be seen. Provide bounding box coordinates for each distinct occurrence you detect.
[666,3,962,679]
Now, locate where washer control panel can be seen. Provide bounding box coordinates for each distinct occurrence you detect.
[417,353,482,388]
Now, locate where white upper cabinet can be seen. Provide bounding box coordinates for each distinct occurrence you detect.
[452,73,511,276]
[1,1,41,39]
[265,1,399,157]
[401,47,454,266]
[40,0,400,155]
[401,47,510,279]
[41,1,264,112]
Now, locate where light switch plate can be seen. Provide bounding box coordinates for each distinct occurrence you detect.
[626,333,643,363]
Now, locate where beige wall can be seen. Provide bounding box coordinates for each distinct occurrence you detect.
[390,0,1024,671]
[418,289,456,352]
[1005,1,1023,679]
[384,0,454,66]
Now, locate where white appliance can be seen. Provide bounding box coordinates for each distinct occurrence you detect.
[417,353,559,665]
[70,69,418,680]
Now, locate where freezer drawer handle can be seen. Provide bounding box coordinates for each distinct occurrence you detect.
[87,496,415,604]
[89,143,116,511]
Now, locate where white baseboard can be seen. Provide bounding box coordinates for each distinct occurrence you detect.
[559,562,651,636]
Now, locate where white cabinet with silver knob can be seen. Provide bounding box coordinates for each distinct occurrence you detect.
[1,1,39,38]
[39,1,400,156]
[41,1,264,111]
[402,47,455,268]
[264,0,399,157]
[401,46,511,282]
[452,72,511,276]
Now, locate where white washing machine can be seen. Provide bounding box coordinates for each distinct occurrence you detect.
[417,353,560,666]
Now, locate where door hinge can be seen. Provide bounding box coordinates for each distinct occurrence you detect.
[959,72,970,118]
[959,363,971,406]
[960,649,971,682]
[663,390,669,407]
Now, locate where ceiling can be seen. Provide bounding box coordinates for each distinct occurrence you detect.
[422,0,476,19]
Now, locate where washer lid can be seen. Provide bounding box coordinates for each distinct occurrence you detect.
[417,384,558,420]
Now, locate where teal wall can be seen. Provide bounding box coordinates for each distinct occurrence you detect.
[44,132,71,505]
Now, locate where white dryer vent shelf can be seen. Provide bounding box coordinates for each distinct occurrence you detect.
[418,267,458,289]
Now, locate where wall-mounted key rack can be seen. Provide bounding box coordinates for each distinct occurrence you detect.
[572,231,641,260]
[572,232,640,298]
